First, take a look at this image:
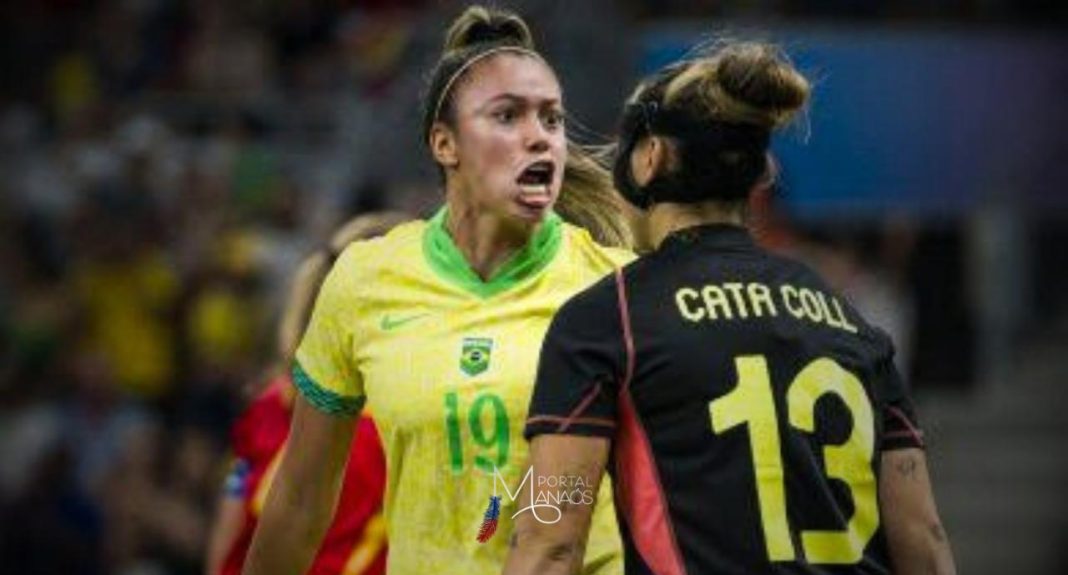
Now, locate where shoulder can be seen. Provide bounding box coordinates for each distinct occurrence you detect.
[334,219,427,274]
[539,270,627,381]
[551,269,622,335]
[769,252,897,355]
[560,222,636,272]
[322,219,428,297]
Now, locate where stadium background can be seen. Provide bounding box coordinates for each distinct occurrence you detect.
[0,0,1065,573]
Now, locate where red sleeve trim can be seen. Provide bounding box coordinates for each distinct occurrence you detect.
[886,406,925,448]
[525,415,617,429]
[555,381,607,433]
[614,267,636,392]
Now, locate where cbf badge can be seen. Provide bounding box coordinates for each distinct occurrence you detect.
[460,337,494,376]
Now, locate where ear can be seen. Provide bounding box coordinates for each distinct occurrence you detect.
[648,136,671,179]
[632,136,671,186]
[429,123,459,168]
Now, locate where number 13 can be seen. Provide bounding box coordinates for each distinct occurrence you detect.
[709,355,878,564]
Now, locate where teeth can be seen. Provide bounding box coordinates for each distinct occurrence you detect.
[519,184,550,195]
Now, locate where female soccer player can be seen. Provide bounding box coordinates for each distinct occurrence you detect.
[242,6,631,575]
[510,42,957,574]
[206,212,411,575]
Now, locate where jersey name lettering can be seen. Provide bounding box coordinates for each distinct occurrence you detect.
[675,282,857,333]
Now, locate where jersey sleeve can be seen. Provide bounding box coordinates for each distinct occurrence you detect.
[525,281,625,440]
[872,333,925,451]
[292,248,366,417]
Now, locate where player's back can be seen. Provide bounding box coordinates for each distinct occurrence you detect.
[615,225,911,574]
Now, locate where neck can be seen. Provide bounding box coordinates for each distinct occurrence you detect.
[648,201,746,248]
[445,200,535,281]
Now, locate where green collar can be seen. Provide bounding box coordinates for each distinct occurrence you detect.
[422,207,563,298]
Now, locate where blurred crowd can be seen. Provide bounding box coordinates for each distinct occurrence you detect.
[0,2,439,573]
[3,1,1045,574]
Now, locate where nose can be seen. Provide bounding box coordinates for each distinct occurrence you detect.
[523,117,551,153]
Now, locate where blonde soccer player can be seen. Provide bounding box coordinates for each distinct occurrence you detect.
[242,6,633,575]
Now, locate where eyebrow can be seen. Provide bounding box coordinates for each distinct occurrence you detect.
[479,93,563,109]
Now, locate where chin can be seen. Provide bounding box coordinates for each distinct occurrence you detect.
[511,203,551,225]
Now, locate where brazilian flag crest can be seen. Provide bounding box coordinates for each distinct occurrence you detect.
[460,337,493,376]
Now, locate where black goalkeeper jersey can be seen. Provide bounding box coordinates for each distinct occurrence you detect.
[525,224,924,575]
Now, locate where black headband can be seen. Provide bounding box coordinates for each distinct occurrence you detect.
[614,97,772,208]
[640,100,770,156]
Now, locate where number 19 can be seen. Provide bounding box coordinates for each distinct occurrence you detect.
[445,391,510,474]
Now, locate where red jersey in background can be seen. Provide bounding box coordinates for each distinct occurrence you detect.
[220,376,387,575]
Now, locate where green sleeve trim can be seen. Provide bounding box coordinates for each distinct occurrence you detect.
[292,362,365,417]
[421,207,563,299]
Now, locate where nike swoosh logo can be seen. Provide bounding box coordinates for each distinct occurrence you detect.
[380,313,431,331]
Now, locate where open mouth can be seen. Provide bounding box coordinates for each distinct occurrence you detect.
[516,160,555,199]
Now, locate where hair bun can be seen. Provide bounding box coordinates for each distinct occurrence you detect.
[715,43,809,126]
[443,5,534,53]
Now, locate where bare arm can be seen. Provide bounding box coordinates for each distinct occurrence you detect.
[879,448,956,575]
[241,394,356,575]
[204,483,246,575]
[503,435,610,575]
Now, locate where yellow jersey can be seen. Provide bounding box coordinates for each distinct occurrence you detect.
[294,209,633,574]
